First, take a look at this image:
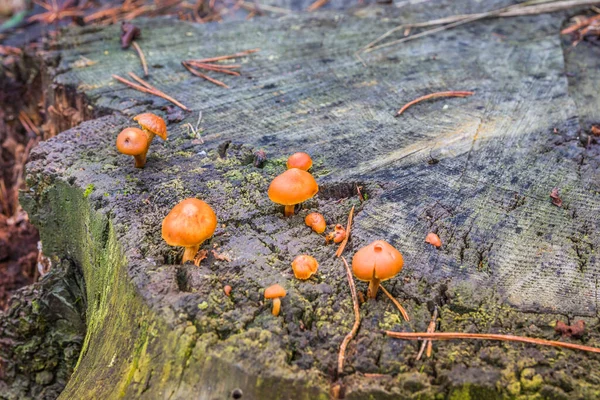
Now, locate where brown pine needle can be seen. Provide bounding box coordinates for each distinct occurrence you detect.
[386,331,600,354]
[379,284,410,322]
[131,41,148,77]
[396,91,474,116]
[191,48,259,64]
[186,62,241,76]
[561,14,600,34]
[307,0,328,12]
[416,306,438,360]
[182,62,230,89]
[112,74,189,111]
[335,205,354,257]
[186,62,241,69]
[338,256,361,377]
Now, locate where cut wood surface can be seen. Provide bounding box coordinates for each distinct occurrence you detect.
[13,1,600,399]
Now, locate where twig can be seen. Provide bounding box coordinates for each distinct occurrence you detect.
[131,41,149,77]
[379,284,410,321]
[112,74,189,111]
[182,62,229,88]
[186,62,241,69]
[335,206,355,257]
[385,331,600,354]
[416,306,438,360]
[396,91,474,116]
[362,0,600,54]
[338,256,361,377]
[18,111,41,136]
[190,48,259,63]
[307,0,328,12]
[239,1,291,14]
[561,14,600,34]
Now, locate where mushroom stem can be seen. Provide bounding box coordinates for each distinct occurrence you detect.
[368,278,381,298]
[133,153,148,168]
[182,244,200,264]
[272,298,281,316]
[284,205,295,217]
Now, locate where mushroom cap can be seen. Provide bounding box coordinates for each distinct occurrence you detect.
[305,212,326,234]
[264,284,286,299]
[287,152,313,171]
[116,127,150,156]
[133,113,167,140]
[161,198,217,247]
[352,240,403,282]
[268,168,319,206]
[425,232,442,248]
[292,255,319,280]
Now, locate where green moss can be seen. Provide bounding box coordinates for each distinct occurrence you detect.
[83,184,95,198]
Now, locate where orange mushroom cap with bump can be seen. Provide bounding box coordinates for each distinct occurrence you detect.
[116,127,149,156]
[268,168,318,216]
[287,152,312,171]
[264,284,286,299]
[134,112,167,140]
[161,198,218,264]
[352,240,404,282]
[425,232,442,248]
[292,255,319,280]
[305,212,326,234]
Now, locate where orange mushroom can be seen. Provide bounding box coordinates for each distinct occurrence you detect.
[133,112,167,140]
[264,284,286,316]
[161,198,218,264]
[287,152,312,171]
[116,127,152,168]
[292,255,319,280]
[352,240,404,298]
[268,168,319,217]
[305,212,326,234]
[325,224,346,244]
[425,232,442,248]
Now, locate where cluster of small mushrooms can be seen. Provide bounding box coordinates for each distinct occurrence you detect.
[116,113,425,318]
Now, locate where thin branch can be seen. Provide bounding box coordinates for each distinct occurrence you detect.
[239,1,291,14]
[112,74,189,111]
[335,205,355,257]
[385,331,600,354]
[561,14,600,34]
[379,284,410,322]
[396,91,474,116]
[338,256,361,377]
[131,41,148,77]
[182,62,230,88]
[362,0,600,54]
[185,62,241,76]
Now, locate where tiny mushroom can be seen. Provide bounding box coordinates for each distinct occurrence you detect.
[352,240,404,298]
[133,112,168,141]
[305,212,326,234]
[116,127,152,168]
[268,168,319,217]
[264,284,286,316]
[292,255,319,280]
[326,224,346,244]
[287,152,313,171]
[161,198,218,264]
[425,232,442,248]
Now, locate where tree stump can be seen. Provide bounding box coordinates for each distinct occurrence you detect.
[7,2,600,399]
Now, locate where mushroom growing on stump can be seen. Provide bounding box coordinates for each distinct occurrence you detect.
[133,112,168,141]
[161,198,218,264]
[287,152,312,171]
[352,240,404,298]
[116,127,152,168]
[268,168,318,217]
[264,284,286,316]
[292,255,319,280]
[305,212,326,233]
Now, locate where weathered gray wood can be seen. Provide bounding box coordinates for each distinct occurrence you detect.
[15,3,600,399]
